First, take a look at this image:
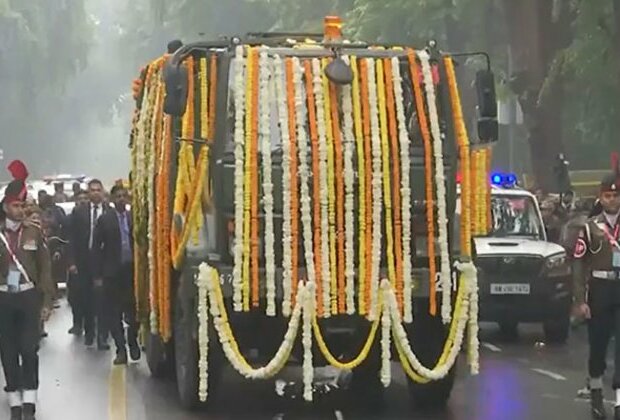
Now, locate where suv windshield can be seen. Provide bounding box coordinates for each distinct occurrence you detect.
[489,195,544,239]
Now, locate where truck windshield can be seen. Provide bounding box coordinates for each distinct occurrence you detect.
[489,195,544,239]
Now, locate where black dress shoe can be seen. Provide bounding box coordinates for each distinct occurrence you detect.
[84,334,94,347]
[98,341,111,351]
[114,350,128,365]
[23,403,36,420]
[10,406,22,420]
[129,343,141,361]
[68,326,83,336]
[591,389,607,419]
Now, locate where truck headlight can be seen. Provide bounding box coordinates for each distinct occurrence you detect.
[545,253,571,277]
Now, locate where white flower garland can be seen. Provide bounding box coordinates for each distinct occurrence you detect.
[293,57,317,296]
[391,56,413,324]
[380,281,392,387]
[232,46,246,312]
[341,56,356,315]
[274,55,293,317]
[456,261,480,375]
[311,58,332,317]
[418,51,452,324]
[197,264,209,401]
[368,58,383,321]
[386,274,469,380]
[202,264,304,380]
[259,50,277,317]
[302,282,315,401]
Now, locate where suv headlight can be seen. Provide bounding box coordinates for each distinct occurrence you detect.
[545,253,571,277]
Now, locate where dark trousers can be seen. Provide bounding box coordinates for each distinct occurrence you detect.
[105,263,138,352]
[80,268,108,342]
[588,280,620,388]
[67,272,84,329]
[0,289,42,392]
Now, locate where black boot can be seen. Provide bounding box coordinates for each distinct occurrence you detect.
[10,406,22,420]
[22,403,36,420]
[129,341,141,361]
[592,388,607,419]
[97,336,110,351]
[114,348,128,365]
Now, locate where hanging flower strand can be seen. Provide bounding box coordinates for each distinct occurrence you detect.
[260,50,276,316]
[232,46,246,312]
[392,55,413,323]
[274,55,294,317]
[311,58,332,317]
[304,60,324,317]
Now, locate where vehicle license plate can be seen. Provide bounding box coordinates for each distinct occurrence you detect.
[490,283,530,295]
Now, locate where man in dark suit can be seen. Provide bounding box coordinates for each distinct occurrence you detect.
[67,179,109,349]
[92,184,140,365]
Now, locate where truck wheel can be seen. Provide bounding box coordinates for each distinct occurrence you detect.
[348,335,385,414]
[498,321,518,340]
[146,332,173,379]
[406,303,456,409]
[543,316,570,344]
[174,285,223,410]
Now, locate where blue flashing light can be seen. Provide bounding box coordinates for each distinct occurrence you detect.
[491,172,518,187]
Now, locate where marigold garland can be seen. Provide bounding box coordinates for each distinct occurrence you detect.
[407,49,437,316]
[249,48,261,309]
[209,54,218,140]
[286,57,300,308]
[376,59,398,317]
[329,82,346,314]
[242,49,255,311]
[304,60,324,317]
[321,58,338,315]
[351,57,368,316]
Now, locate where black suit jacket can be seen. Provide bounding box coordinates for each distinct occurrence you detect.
[92,209,133,280]
[68,202,109,273]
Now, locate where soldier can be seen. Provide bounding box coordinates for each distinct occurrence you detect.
[573,172,620,419]
[0,161,54,420]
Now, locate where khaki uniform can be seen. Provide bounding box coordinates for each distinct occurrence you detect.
[0,221,53,406]
[573,212,620,388]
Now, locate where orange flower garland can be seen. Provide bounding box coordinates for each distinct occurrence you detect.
[407,49,437,316]
[250,48,260,309]
[329,83,346,314]
[209,55,218,140]
[304,60,324,316]
[359,59,374,316]
[242,49,255,311]
[485,147,493,233]
[383,58,404,313]
[159,114,173,340]
[286,58,300,308]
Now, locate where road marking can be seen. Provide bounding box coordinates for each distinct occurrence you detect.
[481,342,502,352]
[531,368,567,381]
[108,364,127,420]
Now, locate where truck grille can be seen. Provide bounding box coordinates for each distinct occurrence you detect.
[476,256,544,279]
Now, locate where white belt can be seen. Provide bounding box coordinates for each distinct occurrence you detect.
[592,270,620,280]
[0,283,35,293]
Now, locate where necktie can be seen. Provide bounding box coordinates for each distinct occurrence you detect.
[89,205,99,249]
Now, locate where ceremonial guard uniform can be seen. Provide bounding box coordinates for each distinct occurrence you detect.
[573,173,620,419]
[0,161,53,420]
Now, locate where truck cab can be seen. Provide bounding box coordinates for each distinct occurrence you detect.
[459,174,572,342]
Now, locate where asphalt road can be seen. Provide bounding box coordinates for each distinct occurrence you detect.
[0,300,608,420]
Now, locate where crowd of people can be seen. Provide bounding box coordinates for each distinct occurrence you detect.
[0,161,138,420]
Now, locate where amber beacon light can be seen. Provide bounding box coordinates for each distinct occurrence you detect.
[324,16,343,41]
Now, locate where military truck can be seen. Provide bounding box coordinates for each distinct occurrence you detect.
[131,16,498,412]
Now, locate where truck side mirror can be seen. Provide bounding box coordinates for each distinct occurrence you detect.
[163,57,188,117]
[475,69,498,143]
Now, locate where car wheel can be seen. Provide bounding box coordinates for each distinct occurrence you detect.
[544,316,570,344]
[498,321,518,340]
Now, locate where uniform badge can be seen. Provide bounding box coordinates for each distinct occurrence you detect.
[22,240,37,251]
[574,238,587,258]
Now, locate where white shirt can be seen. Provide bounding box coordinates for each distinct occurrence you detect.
[604,211,619,228]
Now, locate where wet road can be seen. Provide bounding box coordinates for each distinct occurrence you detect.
[0,300,606,420]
